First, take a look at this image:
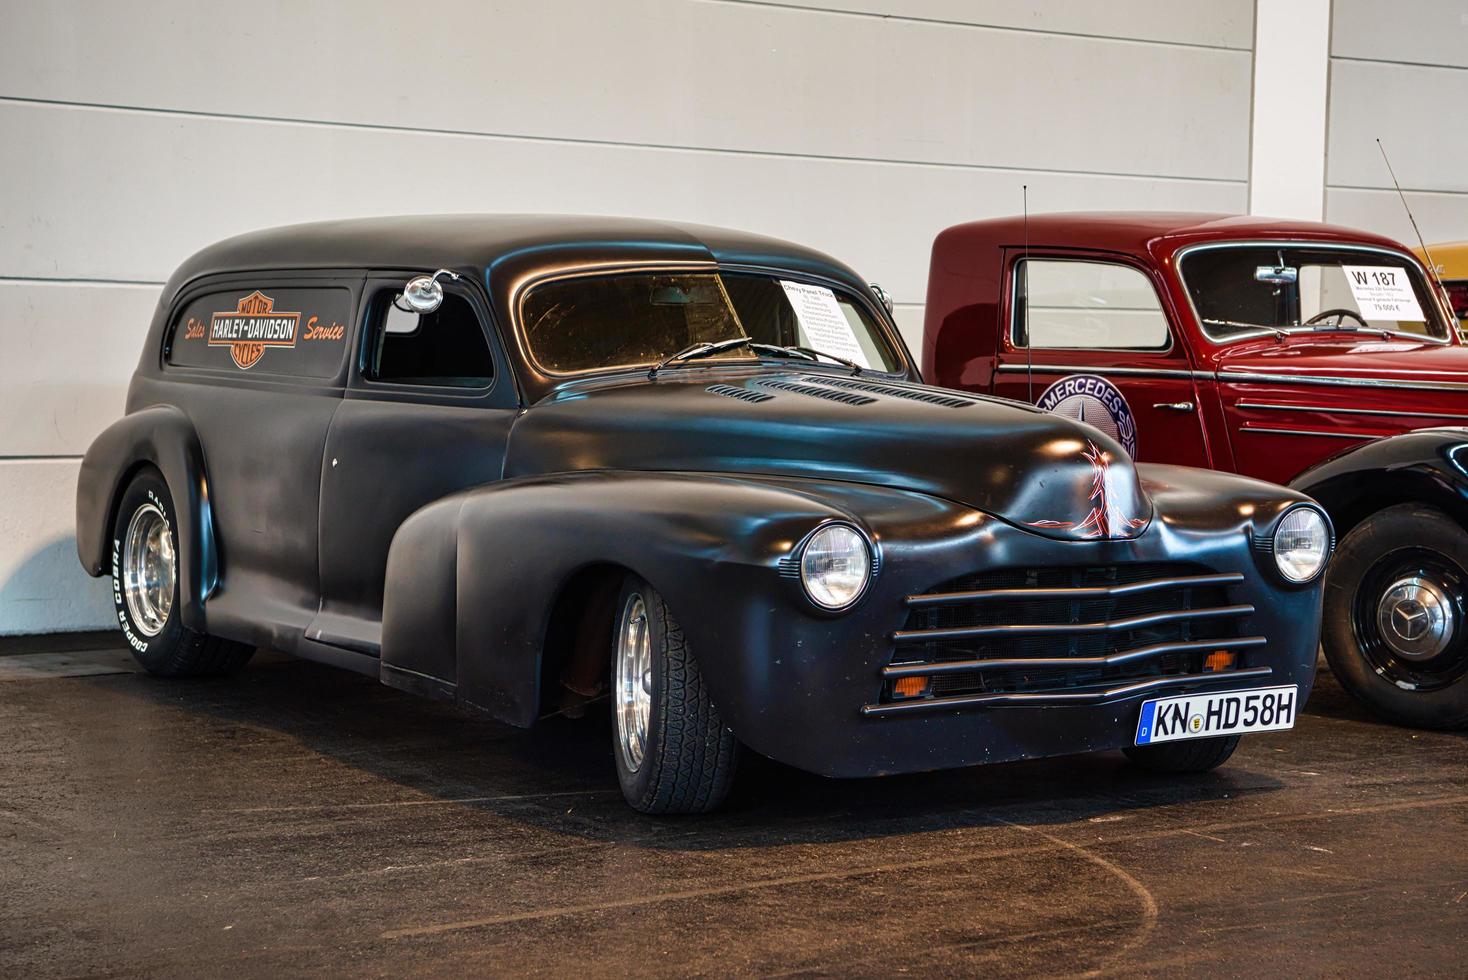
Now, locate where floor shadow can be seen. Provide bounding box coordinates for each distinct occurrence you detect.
[83,646,1289,851]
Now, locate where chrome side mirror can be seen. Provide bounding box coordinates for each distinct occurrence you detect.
[1255,265,1298,285]
[869,282,894,313]
[395,269,462,314]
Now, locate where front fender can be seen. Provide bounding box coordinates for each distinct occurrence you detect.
[75,404,217,633]
[1289,428,1468,534]
[380,470,887,727]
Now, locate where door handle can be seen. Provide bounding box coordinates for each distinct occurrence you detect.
[1153,401,1196,412]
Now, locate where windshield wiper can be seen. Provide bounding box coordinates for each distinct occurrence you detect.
[648,337,753,378]
[1202,318,1287,341]
[649,339,867,378]
[751,343,864,375]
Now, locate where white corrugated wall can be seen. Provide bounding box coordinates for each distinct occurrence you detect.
[1,0,1268,633]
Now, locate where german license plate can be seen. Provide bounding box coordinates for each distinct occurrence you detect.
[1135,685,1297,745]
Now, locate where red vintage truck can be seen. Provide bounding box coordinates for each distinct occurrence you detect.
[923,212,1468,729]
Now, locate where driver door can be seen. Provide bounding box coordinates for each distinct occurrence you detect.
[991,251,1211,468]
[308,273,518,669]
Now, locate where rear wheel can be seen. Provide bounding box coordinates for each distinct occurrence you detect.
[610,574,738,814]
[111,468,253,677]
[1123,735,1239,773]
[1322,504,1468,729]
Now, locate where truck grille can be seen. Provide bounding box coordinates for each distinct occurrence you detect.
[863,563,1268,716]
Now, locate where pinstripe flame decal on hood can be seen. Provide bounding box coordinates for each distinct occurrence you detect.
[1028,440,1149,539]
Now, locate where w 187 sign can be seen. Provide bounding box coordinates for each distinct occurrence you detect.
[1342,265,1425,322]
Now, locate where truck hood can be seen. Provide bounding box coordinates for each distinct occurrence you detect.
[1215,334,1468,388]
[505,371,1152,540]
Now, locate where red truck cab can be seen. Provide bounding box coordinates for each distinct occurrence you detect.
[924,212,1468,728]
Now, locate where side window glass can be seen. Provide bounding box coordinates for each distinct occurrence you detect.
[364,288,494,388]
[1016,260,1169,351]
[166,285,350,377]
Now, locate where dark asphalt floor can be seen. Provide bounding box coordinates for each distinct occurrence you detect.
[1,634,1465,978]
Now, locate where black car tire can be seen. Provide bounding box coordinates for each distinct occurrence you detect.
[1322,504,1468,729]
[111,468,253,677]
[1122,735,1240,773]
[610,574,738,814]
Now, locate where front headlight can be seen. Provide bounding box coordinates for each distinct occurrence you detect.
[800,523,872,610]
[1273,506,1330,583]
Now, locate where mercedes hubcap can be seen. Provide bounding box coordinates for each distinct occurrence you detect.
[122,502,175,637]
[615,593,653,773]
[1375,576,1453,661]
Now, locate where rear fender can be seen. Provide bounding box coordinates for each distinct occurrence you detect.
[76,405,216,632]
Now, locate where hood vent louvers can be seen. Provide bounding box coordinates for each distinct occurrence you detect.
[807,376,977,408]
[755,379,877,406]
[706,383,775,404]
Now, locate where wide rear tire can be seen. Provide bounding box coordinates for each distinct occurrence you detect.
[610,574,738,814]
[110,468,254,677]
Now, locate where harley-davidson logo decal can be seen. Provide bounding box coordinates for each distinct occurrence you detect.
[209,291,300,369]
[1029,439,1148,539]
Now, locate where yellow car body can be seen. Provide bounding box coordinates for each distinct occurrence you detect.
[1415,242,1468,335]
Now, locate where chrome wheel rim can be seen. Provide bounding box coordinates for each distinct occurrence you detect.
[615,593,653,773]
[1375,575,1454,661]
[122,503,175,637]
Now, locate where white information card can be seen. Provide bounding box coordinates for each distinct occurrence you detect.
[1341,265,1425,322]
[779,280,872,369]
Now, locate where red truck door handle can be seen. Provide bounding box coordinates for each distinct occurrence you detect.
[1153,401,1196,412]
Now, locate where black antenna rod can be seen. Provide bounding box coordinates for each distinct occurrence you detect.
[1024,184,1034,404]
[1377,138,1439,277]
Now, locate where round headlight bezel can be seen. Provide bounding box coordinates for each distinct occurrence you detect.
[797,521,876,612]
[1269,504,1332,584]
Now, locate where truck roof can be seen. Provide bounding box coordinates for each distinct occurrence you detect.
[933,211,1411,261]
[163,213,871,310]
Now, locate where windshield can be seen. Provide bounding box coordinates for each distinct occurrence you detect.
[520,271,901,374]
[1181,246,1450,342]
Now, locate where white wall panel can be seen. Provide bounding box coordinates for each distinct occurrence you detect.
[1326,60,1468,193]
[765,1,1254,48]
[1,101,1245,316]
[0,1,1251,182]
[0,282,156,457]
[0,460,115,635]
[1332,0,1468,67]
[1326,1,1468,241]
[1325,188,1468,248]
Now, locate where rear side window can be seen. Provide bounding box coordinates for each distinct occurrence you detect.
[1015,259,1169,350]
[167,285,351,378]
[363,288,495,388]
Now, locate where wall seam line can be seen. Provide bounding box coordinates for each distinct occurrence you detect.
[0,96,1249,186]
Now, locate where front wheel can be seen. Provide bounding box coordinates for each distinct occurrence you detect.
[1123,735,1239,773]
[1322,504,1468,729]
[610,575,738,814]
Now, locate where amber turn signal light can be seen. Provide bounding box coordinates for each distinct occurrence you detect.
[1203,651,1236,672]
[892,676,931,699]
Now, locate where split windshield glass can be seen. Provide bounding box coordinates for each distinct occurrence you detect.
[1181,246,1448,342]
[520,271,900,374]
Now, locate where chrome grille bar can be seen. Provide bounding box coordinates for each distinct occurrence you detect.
[883,635,1268,678]
[861,666,1275,716]
[891,603,1255,644]
[904,572,1244,608]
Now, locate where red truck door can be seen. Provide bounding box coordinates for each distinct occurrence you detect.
[991,252,1212,468]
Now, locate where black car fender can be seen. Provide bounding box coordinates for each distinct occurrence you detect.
[75,404,218,633]
[379,469,923,729]
[1289,428,1468,537]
